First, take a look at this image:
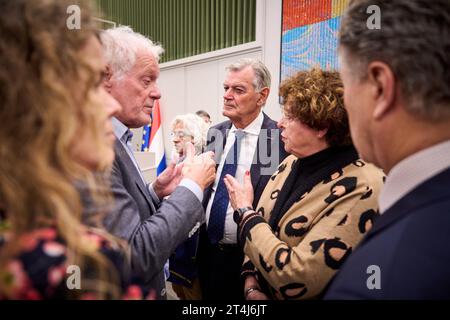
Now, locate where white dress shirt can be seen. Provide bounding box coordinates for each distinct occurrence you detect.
[379,140,450,213]
[205,111,264,244]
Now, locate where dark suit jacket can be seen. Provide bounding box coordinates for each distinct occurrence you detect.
[103,140,204,299]
[324,167,450,299]
[203,112,288,209]
[168,113,288,287]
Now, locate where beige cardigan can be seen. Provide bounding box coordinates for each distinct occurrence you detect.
[240,154,385,299]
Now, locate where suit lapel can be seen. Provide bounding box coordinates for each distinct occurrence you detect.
[203,122,231,207]
[250,113,279,199]
[115,140,156,213]
[135,181,156,214]
[250,115,271,191]
[206,121,231,163]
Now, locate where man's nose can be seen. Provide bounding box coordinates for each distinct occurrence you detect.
[223,88,233,100]
[149,84,161,100]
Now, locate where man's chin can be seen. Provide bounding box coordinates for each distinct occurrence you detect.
[222,109,235,119]
[138,114,152,126]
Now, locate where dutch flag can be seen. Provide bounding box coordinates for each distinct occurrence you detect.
[141,99,166,176]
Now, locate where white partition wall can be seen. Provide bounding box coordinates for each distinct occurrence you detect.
[133,151,156,183]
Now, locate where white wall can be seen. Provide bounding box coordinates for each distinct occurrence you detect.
[139,0,283,159]
[262,0,283,122]
[158,51,263,157]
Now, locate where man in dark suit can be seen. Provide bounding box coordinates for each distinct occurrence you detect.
[98,26,216,299]
[324,0,450,299]
[196,58,288,300]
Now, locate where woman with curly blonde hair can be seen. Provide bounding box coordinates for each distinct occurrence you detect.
[0,0,148,299]
[224,68,385,299]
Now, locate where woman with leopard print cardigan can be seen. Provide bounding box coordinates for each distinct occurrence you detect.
[223,69,384,300]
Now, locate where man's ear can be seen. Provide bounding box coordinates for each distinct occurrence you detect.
[257,87,270,106]
[103,65,113,92]
[366,61,396,120]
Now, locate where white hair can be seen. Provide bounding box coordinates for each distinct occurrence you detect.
[170,114,209,155]
[100,26,164,80]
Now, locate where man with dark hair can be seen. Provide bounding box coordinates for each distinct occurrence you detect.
[325,0,450,299]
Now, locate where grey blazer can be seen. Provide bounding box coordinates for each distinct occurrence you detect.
[103,140,204,299]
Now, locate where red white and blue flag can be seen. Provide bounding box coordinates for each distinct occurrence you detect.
[141,99,166,176]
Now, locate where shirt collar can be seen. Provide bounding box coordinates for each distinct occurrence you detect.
[379,139,450,213]
[112,117,129,142]
[230,111,264,136]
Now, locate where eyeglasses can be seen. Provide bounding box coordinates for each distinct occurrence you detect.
[170,131,192,139]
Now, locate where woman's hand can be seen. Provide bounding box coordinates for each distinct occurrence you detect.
[244,275,269,300]
[223,170,254,210]
[246,289,269,300]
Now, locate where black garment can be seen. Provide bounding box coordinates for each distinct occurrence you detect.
[198,225,245,300]
[268,145,358,229]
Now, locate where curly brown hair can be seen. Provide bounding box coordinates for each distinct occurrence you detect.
[279,68,352,147]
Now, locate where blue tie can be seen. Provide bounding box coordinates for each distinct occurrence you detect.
[208,130,245,244]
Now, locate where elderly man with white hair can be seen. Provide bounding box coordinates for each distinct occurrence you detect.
[99,26,216,299]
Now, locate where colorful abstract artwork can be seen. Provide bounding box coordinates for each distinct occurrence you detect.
[281,0,349,81]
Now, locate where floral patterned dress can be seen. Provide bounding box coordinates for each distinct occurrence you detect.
[0,226,154,300]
